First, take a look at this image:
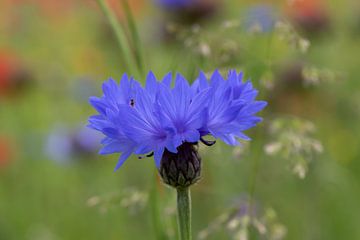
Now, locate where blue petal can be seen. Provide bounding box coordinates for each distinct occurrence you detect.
[184,129,200,143]
[89,97,107,115]
[99,140,122,154]
[162,72,172,87]
[210,69,223,88]
[165,141,178,153]
[157,83,177,121]
[220,134,240,146]
[228,70,238,86]
[198,71,209,89]
[154,147,165,169]
[102,127,119,139]
[145,71,158,97]
[244,101,267,114]
[134,144,154,155]
[173,73,191,118]
[191,71,209,94]
[88,115,109,131]
[102,78,119,104]
[114,151,132,171]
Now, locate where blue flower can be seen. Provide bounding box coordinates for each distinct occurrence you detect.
[244,4,277,33]
[88,70,267,170]
[155,0,193,9]
[45,125,102,164]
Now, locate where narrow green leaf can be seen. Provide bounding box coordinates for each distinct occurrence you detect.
[96,0,139,76]
[120,0,145,76]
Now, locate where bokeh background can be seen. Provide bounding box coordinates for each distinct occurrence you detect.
[1,0,360,239]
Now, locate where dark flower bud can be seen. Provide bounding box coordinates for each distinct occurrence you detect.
[159,142,201,188]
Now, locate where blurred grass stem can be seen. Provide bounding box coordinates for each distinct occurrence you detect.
[177,187,192,240]
[96,0,139,76]
[149,175,168,240]
[120,0,145,76]
[248,33,274,218]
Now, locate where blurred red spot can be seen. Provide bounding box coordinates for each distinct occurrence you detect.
[286,0,326,18]
[0,50,32,97]
[285,0,330,33]
[0,52,16,95]
[0,137,13,168]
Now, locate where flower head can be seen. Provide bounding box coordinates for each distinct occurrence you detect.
[88,70,266,172]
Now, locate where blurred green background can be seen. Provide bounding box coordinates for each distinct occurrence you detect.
[1,0,360,239]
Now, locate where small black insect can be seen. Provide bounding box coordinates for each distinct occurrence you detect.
[130,99,135,107]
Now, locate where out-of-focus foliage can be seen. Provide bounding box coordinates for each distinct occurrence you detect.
[264,117,323,179]
[198,196,287,240]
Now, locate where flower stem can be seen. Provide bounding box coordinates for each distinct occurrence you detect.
[177,187,192,240]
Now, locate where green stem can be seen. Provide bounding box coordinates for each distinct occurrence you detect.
[248,149,260,222]
[177,187,192,240]
[96,0,138,75]
[120,0,145,76]
[149,178,167,240]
